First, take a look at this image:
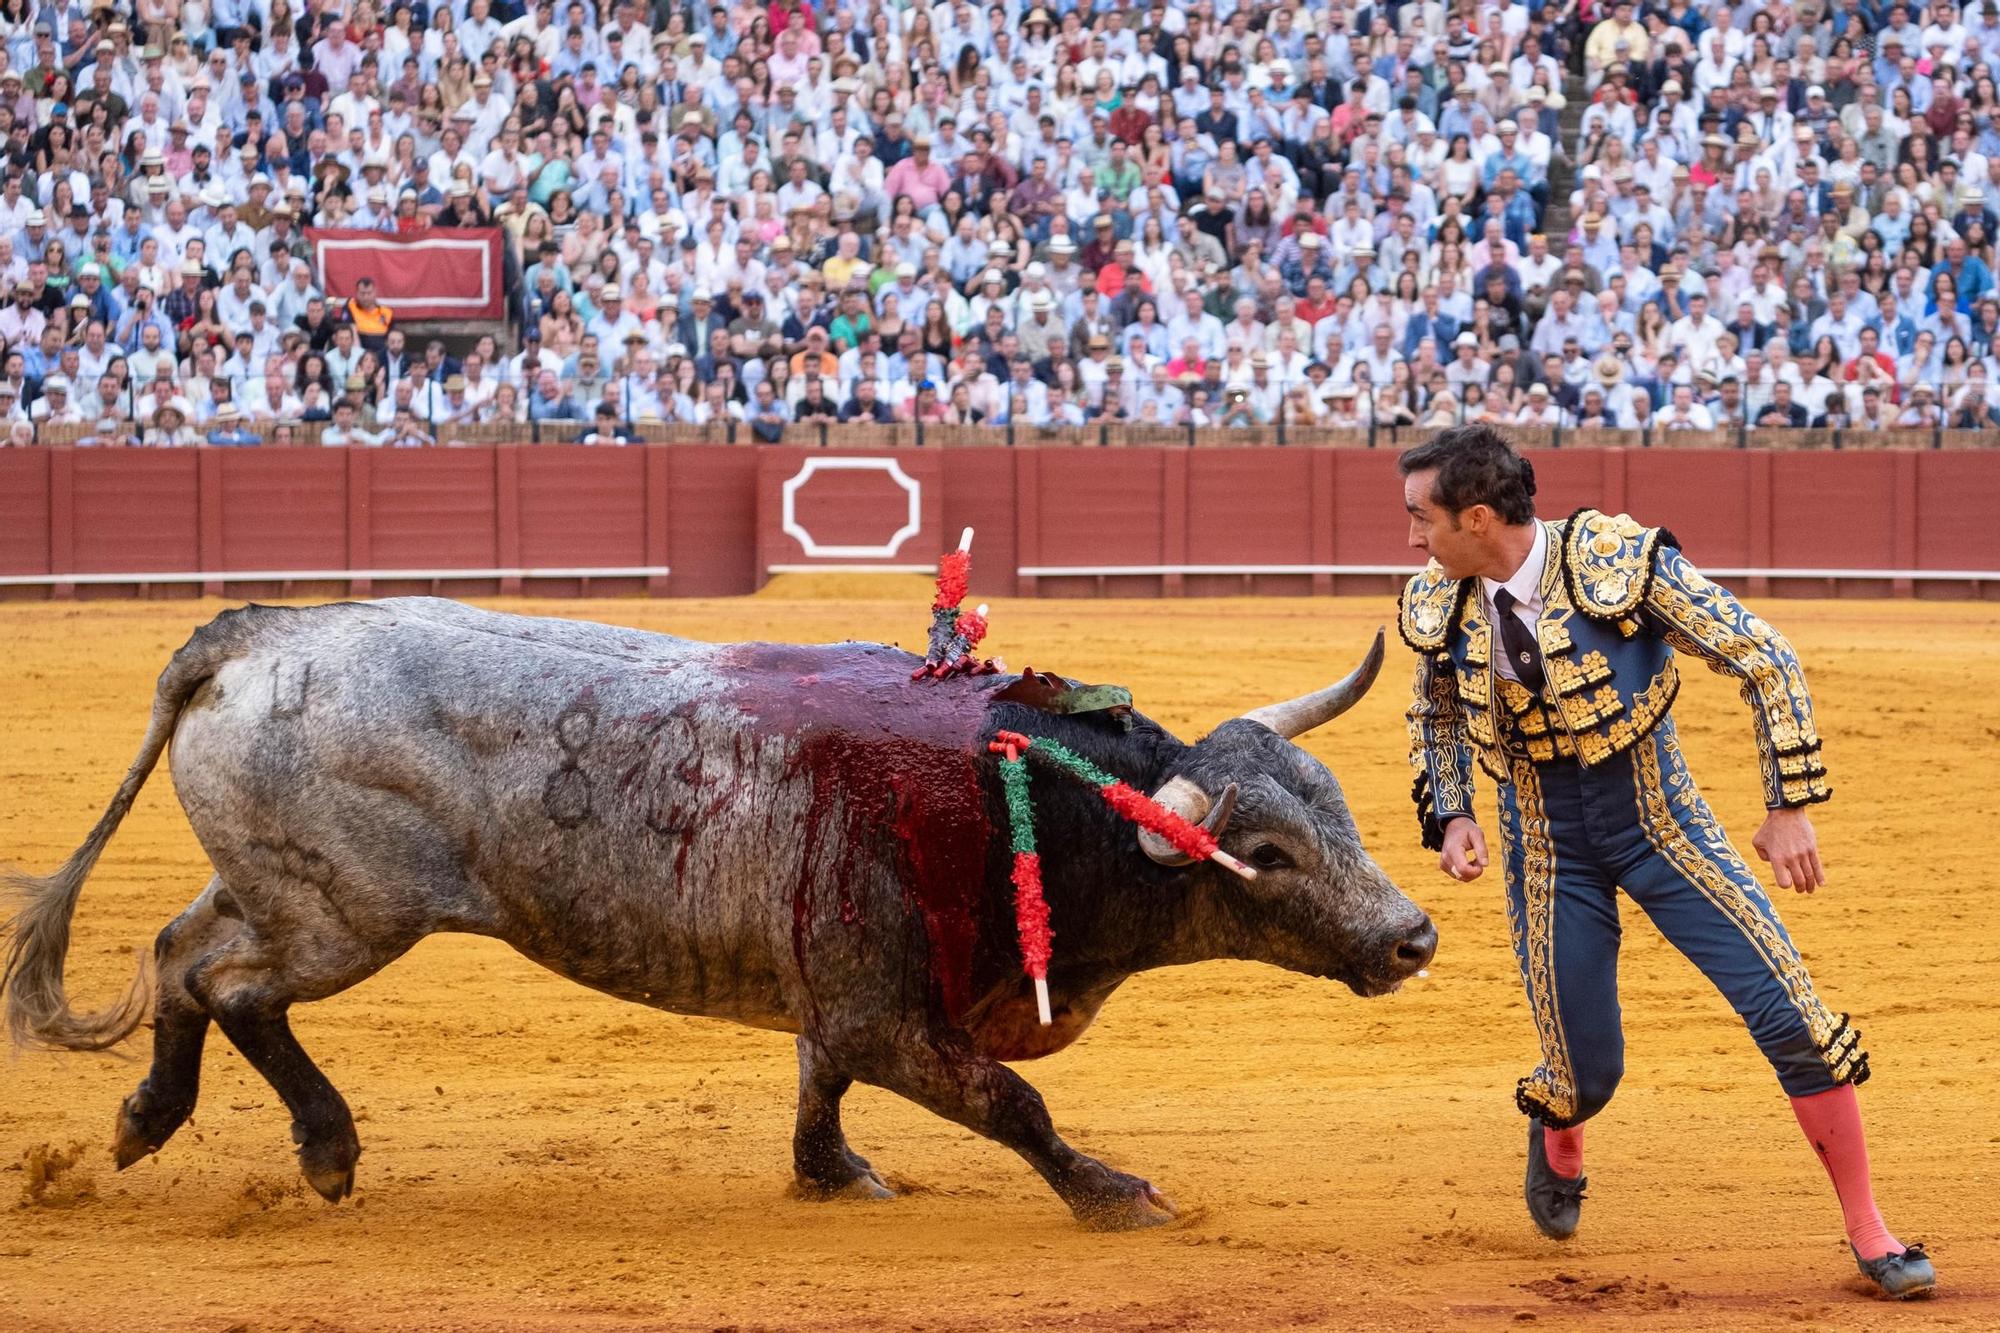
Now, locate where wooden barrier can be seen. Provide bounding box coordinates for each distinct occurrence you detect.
[2,445,1997,600]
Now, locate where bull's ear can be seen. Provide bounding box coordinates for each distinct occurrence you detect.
[1138,779,1237,866]
[1236,628,1385,739]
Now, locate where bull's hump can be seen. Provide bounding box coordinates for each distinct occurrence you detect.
[716,641,1011,747]
[367,597,707,665]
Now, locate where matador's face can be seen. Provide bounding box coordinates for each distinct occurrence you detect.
[1403,469,1481,580]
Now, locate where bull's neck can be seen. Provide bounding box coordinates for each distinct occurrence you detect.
[1036,855,1260,976]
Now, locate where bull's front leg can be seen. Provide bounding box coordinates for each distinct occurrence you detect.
[840,1025,1178,1231]
[792,1035,895,1200]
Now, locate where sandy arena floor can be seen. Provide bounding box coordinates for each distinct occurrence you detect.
[0,587,1995,1332]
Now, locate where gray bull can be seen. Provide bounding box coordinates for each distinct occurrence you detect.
[3,598,1433,1229]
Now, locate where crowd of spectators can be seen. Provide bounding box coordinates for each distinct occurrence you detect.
[0,0,1997,446]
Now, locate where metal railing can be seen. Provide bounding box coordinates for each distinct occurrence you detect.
[14,419,1997,451]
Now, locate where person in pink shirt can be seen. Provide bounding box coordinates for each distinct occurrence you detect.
[883,135,952,214]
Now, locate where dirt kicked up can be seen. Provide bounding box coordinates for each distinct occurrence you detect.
[1,589,1996,1333]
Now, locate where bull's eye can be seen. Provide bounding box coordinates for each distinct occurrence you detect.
[1249,843,1291,870]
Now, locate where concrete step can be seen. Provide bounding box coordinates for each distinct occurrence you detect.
[1542,73,1588,244]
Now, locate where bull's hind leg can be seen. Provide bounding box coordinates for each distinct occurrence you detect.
[114,881,235,1169]
[845,1027,1177,1231]
[792,1035,894,1200]
[182,860,420,1203]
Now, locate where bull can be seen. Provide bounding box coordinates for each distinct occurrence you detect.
[2,598,1433,1229]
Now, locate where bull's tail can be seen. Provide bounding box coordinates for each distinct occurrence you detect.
[3,608,264,1051]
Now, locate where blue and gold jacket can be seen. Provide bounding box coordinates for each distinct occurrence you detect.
[1401,509,1832,849]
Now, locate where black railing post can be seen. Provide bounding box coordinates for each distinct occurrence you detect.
[1736,417,1748,449]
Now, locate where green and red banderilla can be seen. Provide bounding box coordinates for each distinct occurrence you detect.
[987,729,1257,1025]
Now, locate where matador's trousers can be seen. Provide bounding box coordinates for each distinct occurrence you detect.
[1495,714,1869,1128]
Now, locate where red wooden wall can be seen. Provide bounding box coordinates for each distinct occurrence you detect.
[1,445,1996,601]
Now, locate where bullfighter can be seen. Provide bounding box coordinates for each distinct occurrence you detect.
[1396,425,1933,1299]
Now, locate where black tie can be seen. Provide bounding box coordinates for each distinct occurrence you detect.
[1493,588,1547,694]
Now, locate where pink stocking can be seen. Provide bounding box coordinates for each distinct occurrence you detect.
[1790,1084,1902,1260]
[1543,1123,1585,1178]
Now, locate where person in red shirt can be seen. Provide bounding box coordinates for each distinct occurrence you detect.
[1165,337,1207,380]
[1296,274,1339,328]
[1843,327,1900,404]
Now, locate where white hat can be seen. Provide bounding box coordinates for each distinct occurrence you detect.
[895,261,916,278]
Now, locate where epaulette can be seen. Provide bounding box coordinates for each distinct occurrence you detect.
[1398,562,1469,652]
[1561,508,1683,622]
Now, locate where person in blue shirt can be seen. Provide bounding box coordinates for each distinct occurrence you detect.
[1933,235,1992,310]
[205,403,263,446]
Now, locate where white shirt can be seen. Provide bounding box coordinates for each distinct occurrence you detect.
[1480,519,1547,685]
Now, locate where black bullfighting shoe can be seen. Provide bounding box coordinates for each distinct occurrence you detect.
[1523,1119,1586,1240]
[1853,1243,1936,1298]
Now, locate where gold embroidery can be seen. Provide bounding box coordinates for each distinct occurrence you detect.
[1407,655,1475,822]
[1399,563,1462,651]
[1564,509,1667,619]
[1631,732,1861,1083]
[1505,759,1578,1123]
[1644,546,1829,807]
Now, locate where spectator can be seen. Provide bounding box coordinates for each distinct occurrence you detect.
[0,0,1983,443]
[205,403,263,446]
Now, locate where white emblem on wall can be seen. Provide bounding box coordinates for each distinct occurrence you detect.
[779,458,924,559]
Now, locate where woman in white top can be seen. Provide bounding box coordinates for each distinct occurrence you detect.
[1438,135,1480,206]
[1132,213,1177,298]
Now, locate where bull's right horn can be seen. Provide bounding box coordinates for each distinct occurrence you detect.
[1138,778,1238,866]
[1237,628,1386,740]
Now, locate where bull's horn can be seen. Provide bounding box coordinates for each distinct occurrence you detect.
[1138,778,1237,867]
[1238,628,1386,740]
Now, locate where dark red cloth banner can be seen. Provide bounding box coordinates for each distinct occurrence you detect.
[306,228,505,320]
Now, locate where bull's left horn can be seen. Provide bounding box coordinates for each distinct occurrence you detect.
[1138,778,1237,866]
[1237,628,1386,740]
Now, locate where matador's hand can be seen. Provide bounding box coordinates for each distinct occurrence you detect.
[1753,807,1825,893]
[1440,817,1487,882]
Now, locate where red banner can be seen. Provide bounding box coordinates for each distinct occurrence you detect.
[306,228,506,320]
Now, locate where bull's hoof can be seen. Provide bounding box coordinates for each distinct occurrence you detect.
[301,1156,356,1203]
[825,1172,897,1201]
[113,1089,192,1170]
[294,1122,361,1203]
[793,1163,898,1201]
[1072,1179,1179,1232]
